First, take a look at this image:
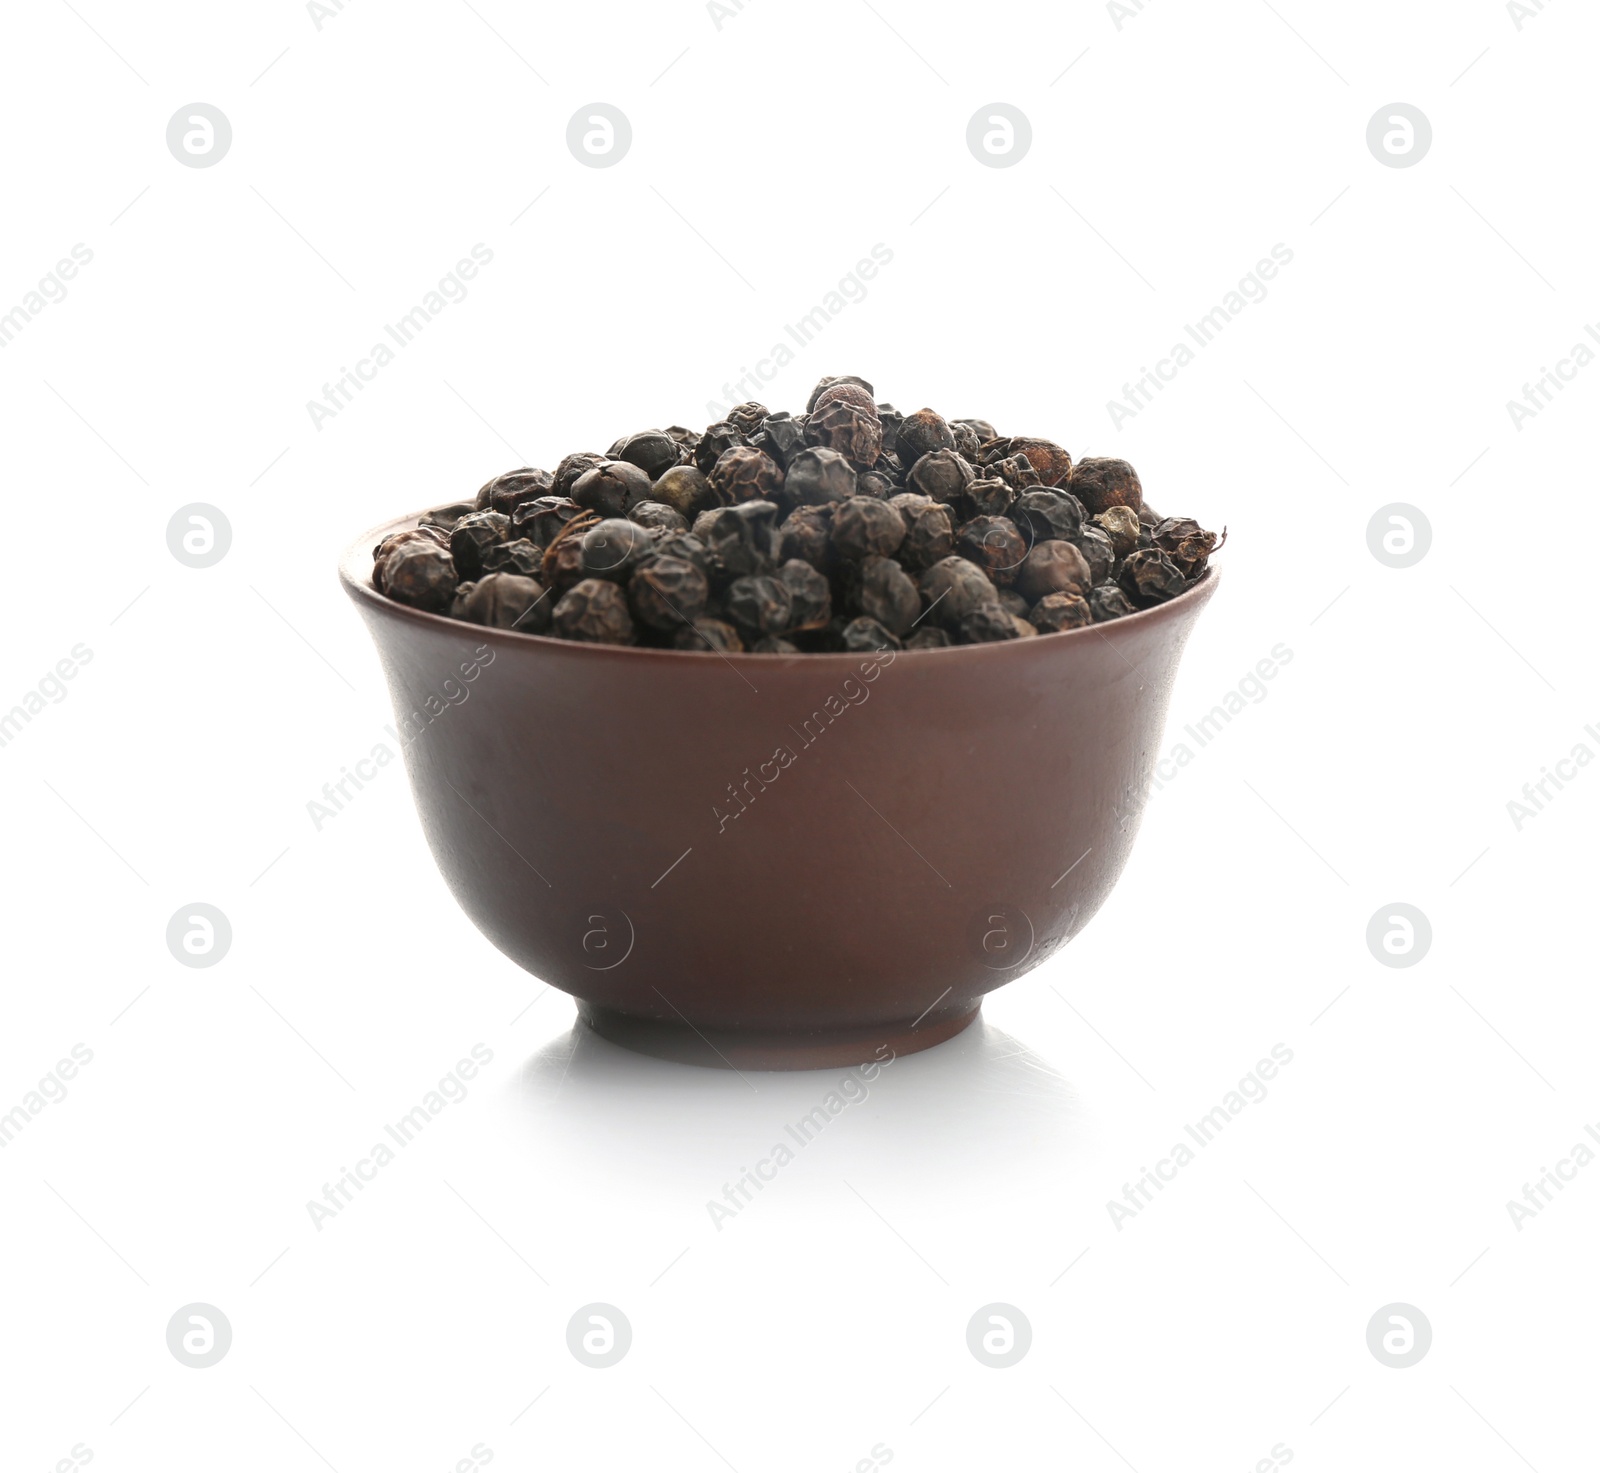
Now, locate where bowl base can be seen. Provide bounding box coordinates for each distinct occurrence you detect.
[575,998,982,1072]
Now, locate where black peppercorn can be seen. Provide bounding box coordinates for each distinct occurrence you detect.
[811,382,878,418]
[784,445,857,506]
[751,412,808,468]
[777,505,834,571]
[452,572,551,631]
[474,467,553,516]
[888,494,955,571]
[840,616,901,653]
[1117,547,1187,606]
[695,422,746,476]
[1070,456,1143,515]
[550,451,606,500]
[1095,505,1142,558]
[1010,488,1084,544]
[449,510,512,579]
[1152,516,1221,578]
[727,401,768,436]
[571,460,653,519]
[1076,524,1115,584]
[954,515,1028,586]
[693,500,780,580]
[906,626,952,650]
[1029,592,1092,633]
[384,543,458,611]
[907,448,975,504]
[956,602,1021,644]
[805,398,882,469]
[920,556,998,629]
[629,501,689,536]
[708,445,785,505]
[778,558,831,631]
[896,408,956,462]
[629,554,709,630]
[751,636,800,654]
[480,537,544,578]
[955,476,1016,522]
[651,464,714,520]
[855,554,921,635]
[511,495,583,549]
[725,574,793,637]
[675,616,743,652]
[615,430,684,481]
[832,496,906,561]
[552,578,635,644]
[856,468,898,498]
[374,527,447,591]
[581,518,656,581]
[1087,583,1136,622]
[419,501,477,533]
[1001,437,1072,487]
[806,374,874,413]
[541,509,600,593]
[1016,540,1093,602]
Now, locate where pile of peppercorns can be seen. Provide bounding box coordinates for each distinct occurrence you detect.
[372,375,1222,652]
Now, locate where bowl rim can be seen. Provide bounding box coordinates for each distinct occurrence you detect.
[340,504,1220,666]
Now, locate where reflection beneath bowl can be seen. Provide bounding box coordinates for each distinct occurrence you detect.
[488,1015,1090,1201]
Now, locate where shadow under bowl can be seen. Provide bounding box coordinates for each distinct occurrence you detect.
[341,511,1219,1070]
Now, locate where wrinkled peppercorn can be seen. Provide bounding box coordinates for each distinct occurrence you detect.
[511,495,583,549]
[695,422,746,476]
[694,501,780,580]
[832,496,906,561]
[806,374,874,413]
[897,408,956,462]
[907,448,974,504]
[1010,488,1084,544]
[954,515,1028,586]
[452,572,551,631]
[1117,548,1188,606]
[1153,516,1222,578]
[958,602,1022,644]
[1088,583,1137,622]
[373,375,1222,648]
[552,578,635,644]
[777,505,834,570]
[630,554,709,630]
[784,446,857,505]
[475,467,553,516]
[725,574,793,637]
[805,399,882,469]
[1029,592,1092,633]
[841,616,900,653]
[1077,524,1115,584]
[1070,457,1143,515]
[385,543,458,611]
[708,445,785,505]
[419,501,476,532]
[629,501,689,537]
[856,554,921,635]
[480,537,543,578]
[449,511,512,579]
[778,558,831,630]
[1096,505,1142,558]
[1016,540,1093,602]
[550,452,606,500]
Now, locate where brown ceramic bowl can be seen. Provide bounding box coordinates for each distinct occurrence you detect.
[342,511,1219,1070]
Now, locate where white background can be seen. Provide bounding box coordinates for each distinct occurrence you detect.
[2,0,1597,1468]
